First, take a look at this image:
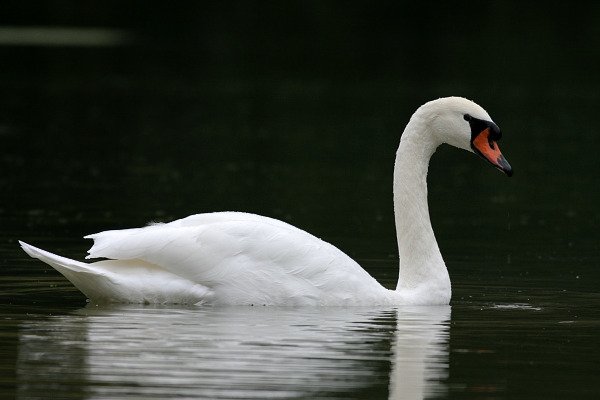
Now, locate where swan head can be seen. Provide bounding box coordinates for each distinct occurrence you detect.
[420,97,513,176]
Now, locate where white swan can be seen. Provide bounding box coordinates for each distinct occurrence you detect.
[19,97,512,306]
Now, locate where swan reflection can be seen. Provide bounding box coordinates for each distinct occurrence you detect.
[17,305,449,399]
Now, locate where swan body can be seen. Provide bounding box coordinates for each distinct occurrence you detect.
[20,97,512,306]
[21,213,397,305]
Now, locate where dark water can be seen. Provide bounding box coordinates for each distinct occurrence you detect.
[1,2,599,399]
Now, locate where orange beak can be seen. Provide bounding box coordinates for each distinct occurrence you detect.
[471,128,513,176]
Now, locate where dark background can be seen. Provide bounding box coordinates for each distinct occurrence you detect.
[1,0,598,289]
[1,2,599,399]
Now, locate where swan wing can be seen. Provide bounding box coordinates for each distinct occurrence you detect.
[85,212,387,305]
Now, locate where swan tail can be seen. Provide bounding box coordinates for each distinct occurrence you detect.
[19,241,212,304]
[19,241,114,300]
[20,240,97,275]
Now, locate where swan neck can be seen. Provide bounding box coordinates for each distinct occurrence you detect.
[392,116,450,303]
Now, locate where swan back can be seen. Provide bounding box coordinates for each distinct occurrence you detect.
[85,212,393,306]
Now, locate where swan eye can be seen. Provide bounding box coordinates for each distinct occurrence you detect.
[463,114,472,121]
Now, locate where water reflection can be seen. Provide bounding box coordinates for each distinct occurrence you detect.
[17,305,449,399]
[390,307,449,399]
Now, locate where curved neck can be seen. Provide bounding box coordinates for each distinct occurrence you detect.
[393,116,450,303]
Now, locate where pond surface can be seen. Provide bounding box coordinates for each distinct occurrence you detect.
[1,286,598,399]
[1,2,600,399]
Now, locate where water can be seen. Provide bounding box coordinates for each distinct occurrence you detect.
[2,293,598,399]
[1,2,600,399]
[11,305,447,399]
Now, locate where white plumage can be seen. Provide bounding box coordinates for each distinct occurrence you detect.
[21,213,391,305]
[20,97,512,306]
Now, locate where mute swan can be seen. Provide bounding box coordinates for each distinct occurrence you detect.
[20,97,512,306]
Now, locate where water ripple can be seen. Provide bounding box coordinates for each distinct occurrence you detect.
[16,305,450,399]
